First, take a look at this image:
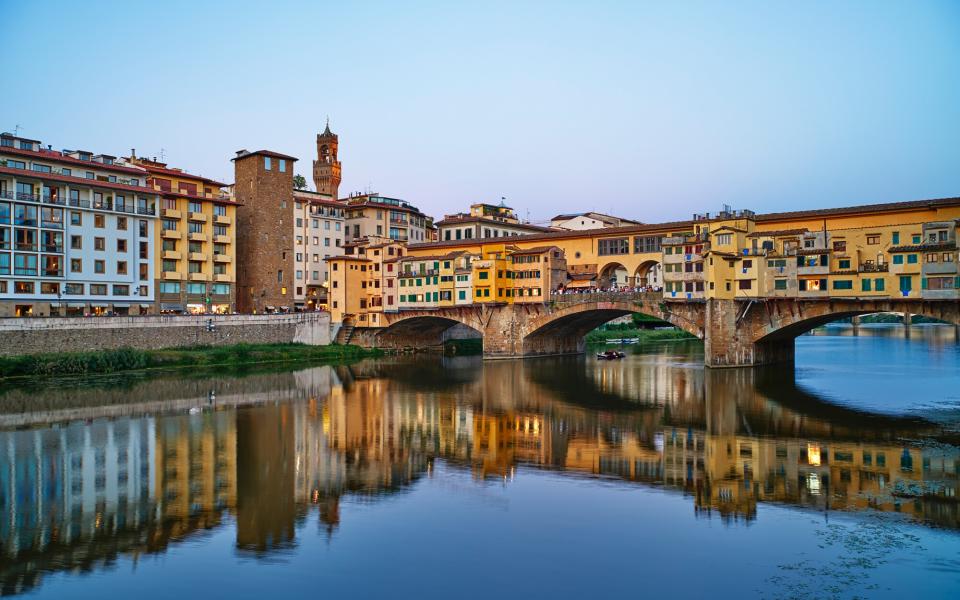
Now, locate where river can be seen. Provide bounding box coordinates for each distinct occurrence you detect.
[0,325,958,599]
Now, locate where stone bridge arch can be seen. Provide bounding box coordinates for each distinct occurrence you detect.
[367,309,486,351]
[516,296,703,357]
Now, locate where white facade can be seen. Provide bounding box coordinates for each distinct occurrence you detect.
[0,133,159,316]
[293,191,345,308]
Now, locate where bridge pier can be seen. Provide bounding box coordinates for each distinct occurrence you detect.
[703,299,795,368]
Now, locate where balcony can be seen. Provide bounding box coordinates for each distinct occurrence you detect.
[188,272,209,282]
[214,215,231,225]
[859,262,889,273]
[188,212,207,223]
[162,271,181,280]
[162,208,181,219]
[189,252,207,261]
[137,206,156,216]
[213,253,232,263]
[214,274,232,283]
[213,234,231,244]
[161,229,181,240]
[188,232,208,242]
[162,250,181,260]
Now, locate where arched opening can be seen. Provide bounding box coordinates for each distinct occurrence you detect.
[522,305,697,356]
[377,316,483,352]
[634,260,662,290]
[598,262,630,288]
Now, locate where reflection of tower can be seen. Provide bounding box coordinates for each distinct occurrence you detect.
[313,121,341,198]
[235,405,296,554]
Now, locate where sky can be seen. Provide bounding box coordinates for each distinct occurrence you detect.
[1,0,958,225]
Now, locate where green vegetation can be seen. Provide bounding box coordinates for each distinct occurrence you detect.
[585,327,694,343]
[830,314,949,325]
[0,343,381,380]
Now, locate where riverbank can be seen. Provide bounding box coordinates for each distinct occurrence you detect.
[0,343,382,380]
[585,327,694,343]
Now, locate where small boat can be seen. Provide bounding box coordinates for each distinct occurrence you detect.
[596,350,626,360]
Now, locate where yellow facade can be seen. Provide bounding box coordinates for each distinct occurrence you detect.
[131,158,237,313]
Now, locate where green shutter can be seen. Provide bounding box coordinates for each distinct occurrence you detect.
[921,277,928,290]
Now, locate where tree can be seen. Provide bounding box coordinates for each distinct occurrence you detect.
[293,174,307,190]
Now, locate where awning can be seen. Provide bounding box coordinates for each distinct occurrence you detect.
[139,303,152,308]
[91,303,110,308]
[67,302,86,308]
[112,303,131,308]
[160,303,184,311]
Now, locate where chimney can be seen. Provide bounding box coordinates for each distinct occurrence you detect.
[131,148,136,158]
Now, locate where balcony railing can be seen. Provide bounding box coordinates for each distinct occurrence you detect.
[859,263,889,273]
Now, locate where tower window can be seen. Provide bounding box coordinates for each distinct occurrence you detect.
[279,159,286,172]
[264,156,272,170]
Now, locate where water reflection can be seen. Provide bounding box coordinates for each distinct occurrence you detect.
[0,338,958,594]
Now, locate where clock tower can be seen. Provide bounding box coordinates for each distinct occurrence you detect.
[313,121,341,198]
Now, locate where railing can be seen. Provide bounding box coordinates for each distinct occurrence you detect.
[138,206,156,215]
[550,289,664,307]
[860,263,890,273]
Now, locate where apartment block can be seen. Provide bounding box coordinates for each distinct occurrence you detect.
[0,133,158,317]
[436,202,551,241]
[128,156,237,314]
[292,189,345,309]
[342,193,428,244]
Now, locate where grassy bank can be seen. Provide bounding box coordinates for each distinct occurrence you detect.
[0,343,382,380]
[585,327,694,344]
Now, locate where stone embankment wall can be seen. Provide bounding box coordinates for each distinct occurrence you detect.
[0,313,331,356]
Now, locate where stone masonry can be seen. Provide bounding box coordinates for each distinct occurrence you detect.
[347,292,960,367]
[0,312,330,357]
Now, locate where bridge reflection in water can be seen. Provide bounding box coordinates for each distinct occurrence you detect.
[0,345,957,593]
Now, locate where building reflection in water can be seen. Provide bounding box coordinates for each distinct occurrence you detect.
[0,346,957,593]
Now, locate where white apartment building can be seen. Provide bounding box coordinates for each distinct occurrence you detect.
[0,133,159,316]
[293,189,345,309]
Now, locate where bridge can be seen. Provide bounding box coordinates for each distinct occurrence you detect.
[347,292,960,367]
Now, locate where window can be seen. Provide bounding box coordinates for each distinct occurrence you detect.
[212,284,230,295]
[861,279,871,292]
[94,237,105,251]
[264,156,272,170]
[926,253,939,263]
[113,285,129,296]
[774,279,787,290]
[159,282,180,294]
[14,281,34,294]
[715,233,732,246]
[899,276,912,292]
[598,237,629,256]
[875,278,885,291]
[912,234,921,244]
[162,219,177,231]
[117,216,127,230]
[162,259,177,272]
[187,283,205,295]
[94,214,105,228]
[189,201,202,213]
[65,283,83,295]
[478,271,489,279]
[189,221,203,233]
[837,259,850,270]
[866,235,880,245]
[832,280,853,290]
[214,204,227,217]
[70,258,82,273]
[71,235,82,249]
[907,254,918,264]
[94,260,105,274]
[892,255,904,265]
[833,240,846,252]
[90,284,107,296]
[279,159,286,172]
[117,239,127,252]
[737,280,752,290]
[117,261,127,275]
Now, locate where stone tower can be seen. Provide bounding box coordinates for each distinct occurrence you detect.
[313,121,341,198]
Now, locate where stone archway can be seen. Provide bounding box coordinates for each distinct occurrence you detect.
[598,262,630,288]
[634,260,662,289]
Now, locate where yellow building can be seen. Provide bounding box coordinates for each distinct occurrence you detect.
[130,157,237,313]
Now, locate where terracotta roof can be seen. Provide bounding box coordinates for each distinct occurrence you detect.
[508,245,561,255]
[293,189,342,207]
[888,242,956,253]
[755,196,960,223]
[325,255,369,262]
[1,145,148,175]
[0,165,160,195]
[435,215,552,232]
[231,149,299,162]
[747,228,808,237]
[137,163,228,187]
[711,225,748,234]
